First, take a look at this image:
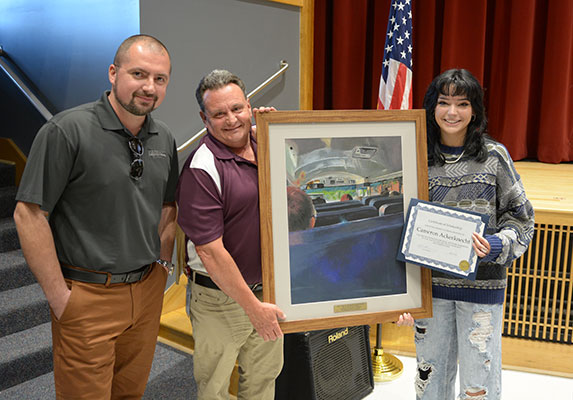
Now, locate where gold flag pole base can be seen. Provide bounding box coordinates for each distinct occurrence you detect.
[371,347,404,382]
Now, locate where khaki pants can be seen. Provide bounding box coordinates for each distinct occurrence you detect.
[51,264,167,399]
[189,280,284,400]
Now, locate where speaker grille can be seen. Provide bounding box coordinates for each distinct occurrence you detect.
[308,326,373,400]
[275,326,373,400]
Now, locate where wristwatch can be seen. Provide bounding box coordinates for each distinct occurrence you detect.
[156,259,175,275]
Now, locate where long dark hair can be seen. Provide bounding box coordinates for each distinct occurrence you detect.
[423,69,488,166]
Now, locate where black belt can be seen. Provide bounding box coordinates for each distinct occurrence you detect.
[191,272,262,292]
[192,272,221,290]
[61,263,152,285]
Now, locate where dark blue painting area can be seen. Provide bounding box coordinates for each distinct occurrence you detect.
[289,214,407,304]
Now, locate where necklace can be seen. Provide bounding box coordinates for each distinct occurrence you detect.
[444,150,465,164]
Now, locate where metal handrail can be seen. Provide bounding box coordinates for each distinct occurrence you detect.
[176,60,289,153]
[0,46,53,121]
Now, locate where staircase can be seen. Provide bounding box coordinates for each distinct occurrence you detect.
[0,161,54,395]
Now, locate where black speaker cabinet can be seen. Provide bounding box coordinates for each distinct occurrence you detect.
[275,325,374,400]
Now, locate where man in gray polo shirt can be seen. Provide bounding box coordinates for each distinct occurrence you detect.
[13,34,178,399]
[176,69,285,399]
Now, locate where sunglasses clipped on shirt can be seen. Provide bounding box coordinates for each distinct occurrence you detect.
[128,137,144,180]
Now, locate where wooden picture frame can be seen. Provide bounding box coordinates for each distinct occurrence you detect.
[256,110,432,333]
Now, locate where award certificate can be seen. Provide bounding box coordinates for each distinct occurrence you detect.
[397,199,489,280]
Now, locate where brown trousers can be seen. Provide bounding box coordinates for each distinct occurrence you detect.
[51,264,167,399]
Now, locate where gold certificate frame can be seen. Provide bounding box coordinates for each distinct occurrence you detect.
[256,110,432,333]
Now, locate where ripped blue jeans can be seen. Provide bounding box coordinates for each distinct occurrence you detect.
[414,298,503,400]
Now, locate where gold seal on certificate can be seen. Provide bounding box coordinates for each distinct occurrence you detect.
[397,199,489,280]
[459,260,470,271]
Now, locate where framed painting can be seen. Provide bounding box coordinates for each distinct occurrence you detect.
[256,110,432,333]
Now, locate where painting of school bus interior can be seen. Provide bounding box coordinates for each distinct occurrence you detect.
[285,136,407,305]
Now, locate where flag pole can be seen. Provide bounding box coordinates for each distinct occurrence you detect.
[372,0,414,382]
[372,323,403,381]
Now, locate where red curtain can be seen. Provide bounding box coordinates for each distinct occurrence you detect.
[313,0,573,163]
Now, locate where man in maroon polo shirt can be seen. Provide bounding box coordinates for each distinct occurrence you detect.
[176,69,285,399]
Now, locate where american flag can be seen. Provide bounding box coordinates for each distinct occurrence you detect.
[377,0,413,110]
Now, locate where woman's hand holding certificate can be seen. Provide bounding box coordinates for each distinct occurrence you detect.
[397,199,489,280]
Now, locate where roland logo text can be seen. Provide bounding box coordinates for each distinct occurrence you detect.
[328,327,349,344]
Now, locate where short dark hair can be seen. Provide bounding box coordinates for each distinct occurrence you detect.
[113,34,171,73]
[195,69,247,113]
[423,69,488,166]
[287,187,315,232]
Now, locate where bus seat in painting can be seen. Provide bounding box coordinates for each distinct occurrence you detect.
[343,206,379,222]
[371,195,403,210]
[361,194,384,205]
[315,200,362,213]
[287,213,407,304]
[314,205,378,228]
[379,202,404,215]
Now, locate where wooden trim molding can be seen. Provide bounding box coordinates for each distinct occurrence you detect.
[299,0,314,109]
[267,0,303,6]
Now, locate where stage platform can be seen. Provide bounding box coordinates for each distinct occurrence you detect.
[515,160,573,217]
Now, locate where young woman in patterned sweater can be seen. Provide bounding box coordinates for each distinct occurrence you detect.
[399,69,535,400]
